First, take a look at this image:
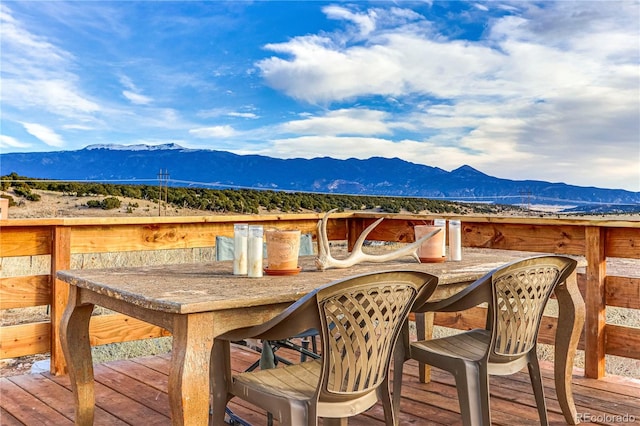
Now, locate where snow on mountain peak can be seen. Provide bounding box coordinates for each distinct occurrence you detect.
[84,143,184,151]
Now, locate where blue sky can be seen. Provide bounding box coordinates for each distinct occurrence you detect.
[1,1,639,191]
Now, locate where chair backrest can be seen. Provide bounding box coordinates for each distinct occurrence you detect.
[489,255,577,361]
[315,271,438,400]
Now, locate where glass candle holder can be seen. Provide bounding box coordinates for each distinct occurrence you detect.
[233,224,248,275]
[247,225,264,278]
[449,220,462,261]
[433,218,447,258]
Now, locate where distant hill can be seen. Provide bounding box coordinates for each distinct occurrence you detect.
[1,144,639,213]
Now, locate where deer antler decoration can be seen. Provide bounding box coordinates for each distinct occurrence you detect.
[315,209,441,271]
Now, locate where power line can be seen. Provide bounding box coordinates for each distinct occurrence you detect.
[3,177,638,207]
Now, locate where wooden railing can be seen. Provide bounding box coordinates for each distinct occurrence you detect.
[1,213,638,380]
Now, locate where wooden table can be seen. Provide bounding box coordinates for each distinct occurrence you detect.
[58,249,584,425]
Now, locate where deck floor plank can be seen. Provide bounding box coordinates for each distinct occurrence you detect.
[0,407,24,426]
[93,364,171,417]
[2,345,639,426]
[100,359,168,392]
[44,370,170,425]
[0,378,73,425]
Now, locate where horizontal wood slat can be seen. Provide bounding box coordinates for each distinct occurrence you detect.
[70,220,324,254]
[0,322,50,359]
[606,276,640,310]
[0,315,171,359]
[433,308,586,350]
[606,324,640,360]
[345,219,418,244]
[460,223,585,254]
[433,306,487,330]
[0,227,51,257]
[606,227,640,259]
[0,275,51,309]
[89,314,172,346]
[71,223,222,254]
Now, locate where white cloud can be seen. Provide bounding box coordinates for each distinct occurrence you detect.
[0,135,31,149]
[323,6,377,37]
[228,112,259,119]
[189,125,237,138]
[20,122,64,147]
[0,6,100,119]
[0,5,72,72]
[62,124,95,131]
[281,109,393,136]
[473,3,489,12]
[3,79,100,116]
[122,90,153,105]
[198,108,259,120]
[119,75,153,105]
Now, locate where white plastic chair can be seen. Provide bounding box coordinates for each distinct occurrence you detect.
[394,255,577,426]
[212,270,439,426]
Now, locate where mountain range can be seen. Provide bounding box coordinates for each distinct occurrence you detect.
[1,144,639,212]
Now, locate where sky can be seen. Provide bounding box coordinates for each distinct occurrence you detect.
[1,1,639,192]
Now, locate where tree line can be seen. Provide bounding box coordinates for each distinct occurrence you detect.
[1,172,519,215]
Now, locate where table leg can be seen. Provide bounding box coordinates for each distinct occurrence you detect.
[554,271,585,425]
[168,313,215,426]
[415,312,435,383]
[60,286,95,425]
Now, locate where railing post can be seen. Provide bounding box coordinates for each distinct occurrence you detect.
[50,225,71,375]
[584,226,606,379]
[346,218,366,252]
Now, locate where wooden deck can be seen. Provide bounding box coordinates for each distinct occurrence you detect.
[2,344,639,426]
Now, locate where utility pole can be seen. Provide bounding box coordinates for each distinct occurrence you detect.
[157,169,169,216]
[519,189,532,213]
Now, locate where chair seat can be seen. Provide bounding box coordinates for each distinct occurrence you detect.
[232,356,381,420]
[411,329,490,363]
[232,359,322,401]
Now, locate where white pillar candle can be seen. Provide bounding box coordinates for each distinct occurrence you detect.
[233,224,248,275]
[247,225,263,278]
[449,220,462,261]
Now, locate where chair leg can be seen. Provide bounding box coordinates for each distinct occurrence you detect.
[391,323,410,416]
[527,352,549,426]
[380,375,399,426]
[300,337,310,362]
[210,340,232,425]
[454,361,490,426]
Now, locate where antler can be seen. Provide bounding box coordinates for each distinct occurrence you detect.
[315,209,441,271]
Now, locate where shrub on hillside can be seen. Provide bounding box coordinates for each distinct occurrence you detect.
[86,197,121,210]
[101,197,121,210]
